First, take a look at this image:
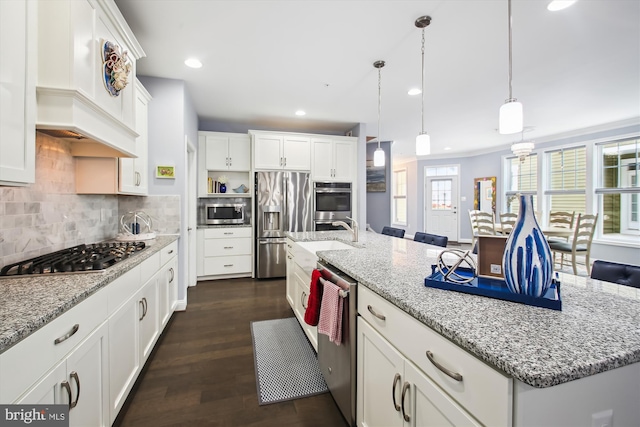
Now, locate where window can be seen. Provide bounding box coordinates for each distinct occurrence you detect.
[545,146,587,216]
[596,138,640,240]
[393,169,407,225]
[505,154,537,214]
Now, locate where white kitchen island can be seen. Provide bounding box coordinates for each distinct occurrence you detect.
[286,230,640,427]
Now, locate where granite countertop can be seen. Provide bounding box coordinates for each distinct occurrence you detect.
[286,230,640,388]
[0,235,179,355]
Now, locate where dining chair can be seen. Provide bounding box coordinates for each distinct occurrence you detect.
[498,212,518,235]
[381,226,405,238]
[548,213,598,275]
[590,260,640,288]
[475,211,496,236]
[548,211,576,242]
[468,210,480,248]
[414,232,448,247]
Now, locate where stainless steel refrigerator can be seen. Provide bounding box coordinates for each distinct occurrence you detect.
[255,171,312,278]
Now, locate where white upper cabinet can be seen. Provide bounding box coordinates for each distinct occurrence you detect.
[203,132,251,171]
[0,0,36,186]
[36,0,145,158]
[311,136,356,182]
[251,131,311,171]
[119,79,151,195]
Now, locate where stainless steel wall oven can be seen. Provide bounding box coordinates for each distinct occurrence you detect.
[314,182,352,231]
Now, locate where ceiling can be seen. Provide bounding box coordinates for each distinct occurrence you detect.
[115,0,640,163]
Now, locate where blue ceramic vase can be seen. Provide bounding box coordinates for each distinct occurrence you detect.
[502,195,553,297]
[220,183,227,193]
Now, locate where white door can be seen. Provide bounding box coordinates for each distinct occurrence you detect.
[425,176,459,242]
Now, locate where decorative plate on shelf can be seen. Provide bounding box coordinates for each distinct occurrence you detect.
[102,40,131,97]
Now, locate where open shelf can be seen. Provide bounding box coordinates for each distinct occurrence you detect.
[202,193,252,198]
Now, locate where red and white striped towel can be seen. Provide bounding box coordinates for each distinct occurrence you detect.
[317,279,343,345]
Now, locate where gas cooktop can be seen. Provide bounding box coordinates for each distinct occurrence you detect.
[0,241,146,277]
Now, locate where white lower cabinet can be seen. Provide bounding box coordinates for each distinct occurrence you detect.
[285,238,318,351]
[197,227,251,279]
[0,240,179,426]
[358,285,512,427]
[16,322,110,427]
[358,319,482,427]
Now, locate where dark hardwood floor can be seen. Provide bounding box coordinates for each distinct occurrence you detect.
[114,278,349,427]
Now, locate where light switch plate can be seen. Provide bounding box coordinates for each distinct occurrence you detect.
[490,264,502,274]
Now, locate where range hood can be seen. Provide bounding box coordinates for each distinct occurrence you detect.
[36,87,139,158]
[36,0,145,158]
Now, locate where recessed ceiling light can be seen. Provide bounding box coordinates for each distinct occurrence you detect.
[547,1,577,11]
[295,110,306,116]
[444,147,452,151]
[184,58,202,68]
[408,88,422,96]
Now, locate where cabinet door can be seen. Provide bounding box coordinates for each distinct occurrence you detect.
[138,275,159,364]
[228,134,251,171]
[119,81,149,195]
[0,0,35,185]
[167,257,179,313]
[333,140,356,182]
[157,267,170,328]
[283,136,311,170]
[254,135,283,169]
[108,296,139,423]
[405,360,481,427]
[205,135,229,170]
[311,139,334,181]
[15,363,66,405]
[66,322,110,427]
[357,318,404,427]
[286,242,295,307]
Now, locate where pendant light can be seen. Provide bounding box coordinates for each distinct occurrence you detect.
[373,60,386,167]
[415,16,431,156]
[512,130,534,162]
[499,0,523,134]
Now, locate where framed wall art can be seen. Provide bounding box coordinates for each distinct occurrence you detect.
[156,165,175,179]
[366,160,386,192]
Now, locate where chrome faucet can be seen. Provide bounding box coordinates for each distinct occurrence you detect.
[332,216,359,242]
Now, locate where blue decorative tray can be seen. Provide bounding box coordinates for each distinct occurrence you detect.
[425,265,562,311]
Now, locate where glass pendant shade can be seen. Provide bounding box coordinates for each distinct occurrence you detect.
[499,100,523,134]
[373,146,385,167]
[416,133,431,156]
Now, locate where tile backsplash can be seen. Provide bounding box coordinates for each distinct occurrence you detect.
[0,133,180,269]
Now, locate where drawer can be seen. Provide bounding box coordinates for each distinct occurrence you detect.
[160,240,178,265]
[358,286,512,427]
[141,251,160,283]
[204,237,251,257]
[0,289,108,403]
[202,255,252,276]
[203,227,251,239]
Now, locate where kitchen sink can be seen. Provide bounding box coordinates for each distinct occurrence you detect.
[296,240,355,254]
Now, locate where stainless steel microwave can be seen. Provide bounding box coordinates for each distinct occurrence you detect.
[204,203,245,225]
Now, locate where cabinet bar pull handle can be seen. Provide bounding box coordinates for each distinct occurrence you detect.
[70,371,80,409]
[426,350,463,382]
[224,232,233,235]
[224,246,233,249]
[61,380,73,409]
[139,300,145,320]
[301,291,307,309]
[54,324,79,345]
[168,249,174,254]
[143,297,148,317]
[229,157,232,166]
[367,305,386,321]
[401,382,410,422]
[224,264,234,267]
[391,373,401,412]
[169,267,175,282]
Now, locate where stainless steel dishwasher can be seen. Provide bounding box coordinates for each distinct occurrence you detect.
[317,261,357,427]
